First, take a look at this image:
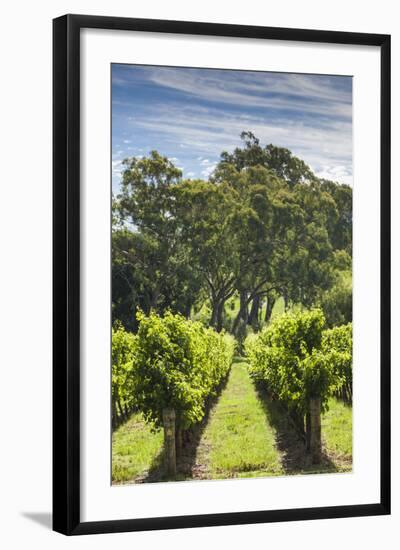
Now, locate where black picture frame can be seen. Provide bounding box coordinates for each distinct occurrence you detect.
[53,14,391,536]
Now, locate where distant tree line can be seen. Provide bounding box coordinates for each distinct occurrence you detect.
[112,132,352,334]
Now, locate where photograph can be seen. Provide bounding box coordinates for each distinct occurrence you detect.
[1,1,394,544]
[111,64,353,485]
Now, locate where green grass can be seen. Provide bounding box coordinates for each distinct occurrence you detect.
[270,297,303,321]
[250,390,352,476]
[270,296,285,319]
[199,361,283,478]
[112,412,163,483]
[322,397,352,462]
[111,368,352,484]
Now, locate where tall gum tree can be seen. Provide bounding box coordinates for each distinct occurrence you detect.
[175,179,238,331]
[115,151,202,320]
[214,133,340,330]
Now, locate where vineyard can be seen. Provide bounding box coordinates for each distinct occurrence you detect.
[245,310,352,463]
[111,130,353,484]
[112,309,352,482]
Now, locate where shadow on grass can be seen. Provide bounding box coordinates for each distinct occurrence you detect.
[255,384,340,475]
[135,373,231,483]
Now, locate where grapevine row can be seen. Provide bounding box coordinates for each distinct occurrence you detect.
[245,309,352,462]
[112,311,235,468]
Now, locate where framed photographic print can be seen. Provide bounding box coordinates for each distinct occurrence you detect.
[53,14,391,535]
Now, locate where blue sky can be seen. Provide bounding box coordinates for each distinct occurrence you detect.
[112,64,352,192]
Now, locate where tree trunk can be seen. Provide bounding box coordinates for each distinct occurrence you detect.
[309,397,322,464]
[232,290,249,335]
[283,290,290,312]
[210,299,219,328]
[117,399,126,421]
[112,399,118,429]
[216,300,225,332]
[290,408,305,437]
[265,295,276,322]
[175,426,183,459]
[305,410,311,451]
[241,290,249,324]
[162,408,176,477]
[347,382,352,402]
[210,297,225,331]
[183,299,192,319]
[248,294,260,331]
[231,311,241,335]
[149,289,160,311]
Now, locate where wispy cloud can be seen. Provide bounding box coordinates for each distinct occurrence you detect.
[113,66,351,118]
[112,65,352,186]
[146,68,351,119]
[315,165,353,186]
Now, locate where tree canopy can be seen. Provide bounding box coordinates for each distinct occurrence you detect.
[112,133,352,333]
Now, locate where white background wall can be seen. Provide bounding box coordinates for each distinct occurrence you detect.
[0,0,398,547]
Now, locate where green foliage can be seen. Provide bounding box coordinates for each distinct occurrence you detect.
[302,351,336,406]
[321,323,352,400]
[114,151,203,321]
[216,131,315,186]
[175,179,239,330]
[111,229,160,330]
[110,133,354,479]
[133,311,235,429]
[119,150,182,232]
[245,310,344,415]
[111,368,351,483]
[192,301,212,327]
[320,271,352,328]
[236,319,250,354]
[332,250,352,271]
[112,324,137,424]
[320,179,352,253]
[112,134,352,333]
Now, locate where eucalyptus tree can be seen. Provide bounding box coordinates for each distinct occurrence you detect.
[215,131,315,186]
[174,179,239,331]
[213,132,332,332]
[284,180,337,307]
[223,166,295,334]
[214,151,331,334]
[112,138,351,335]
[320,179,352,253]
[115,151,202,320]
[112,227,160,330]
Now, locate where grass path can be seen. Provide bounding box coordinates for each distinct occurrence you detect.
[193,360,283,479]
[112,360,352,484]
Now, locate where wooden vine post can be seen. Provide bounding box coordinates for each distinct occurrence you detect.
[309,397,322,464]
[305,410,311,452]
[175,426,183,459]
[162,408,176,477]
